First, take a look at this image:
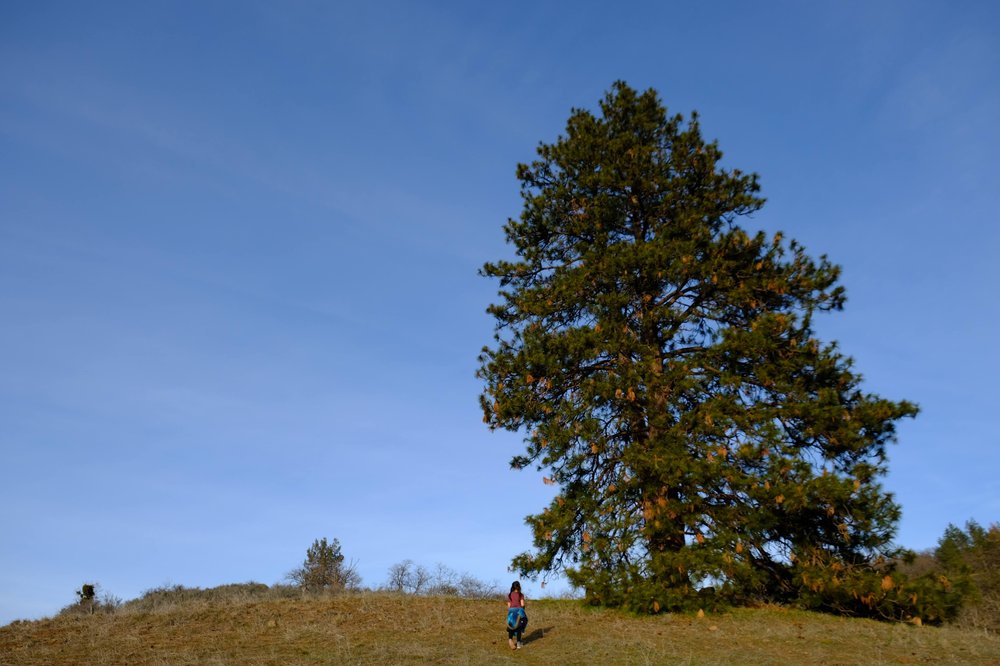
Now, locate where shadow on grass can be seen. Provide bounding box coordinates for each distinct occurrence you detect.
[523,626,555,645]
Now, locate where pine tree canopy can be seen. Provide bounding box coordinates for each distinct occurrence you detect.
[290,538,347,593]
[478,81,919,613]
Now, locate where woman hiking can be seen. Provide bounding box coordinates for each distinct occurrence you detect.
[506,581,528,649]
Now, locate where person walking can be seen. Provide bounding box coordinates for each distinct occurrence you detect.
[506,581,528,649]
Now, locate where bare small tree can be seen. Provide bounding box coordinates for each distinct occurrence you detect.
[385,560,412,593]
[384,559,434,594]
[411,563,432,594]
[384,560,500,598]
[430,563,460,595]
[456,573,500,599]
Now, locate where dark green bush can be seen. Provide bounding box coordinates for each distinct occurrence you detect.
[896,520,1000,632]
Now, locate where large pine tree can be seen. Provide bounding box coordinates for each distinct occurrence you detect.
[479,82,918,612]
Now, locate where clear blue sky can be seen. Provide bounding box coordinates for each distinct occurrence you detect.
[1,1,998,624]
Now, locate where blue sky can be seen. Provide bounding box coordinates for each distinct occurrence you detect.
[1,1,998,624]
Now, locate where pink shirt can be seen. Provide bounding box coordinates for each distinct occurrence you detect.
[508,590,525,608]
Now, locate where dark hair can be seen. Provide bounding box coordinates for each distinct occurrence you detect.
[510,581,521,594]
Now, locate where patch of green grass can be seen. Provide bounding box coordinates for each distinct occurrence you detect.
[2,592,999,665]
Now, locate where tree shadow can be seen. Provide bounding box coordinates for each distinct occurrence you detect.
[522,626,554,645]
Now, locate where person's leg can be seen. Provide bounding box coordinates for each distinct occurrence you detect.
[508,628,516,649]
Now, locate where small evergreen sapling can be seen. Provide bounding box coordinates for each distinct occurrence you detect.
[287,537,360,593]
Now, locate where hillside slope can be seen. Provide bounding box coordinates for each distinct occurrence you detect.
[2,593,999,665]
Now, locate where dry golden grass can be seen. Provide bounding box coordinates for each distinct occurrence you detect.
[2,592,999,665]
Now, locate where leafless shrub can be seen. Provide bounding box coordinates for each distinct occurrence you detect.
[100,590,123,611]
[119,582,297,613]
[429,563,460,595]
[384,561,500,598]
[57,583,119,617]
[385,560,432,594]
[455,572,501,599]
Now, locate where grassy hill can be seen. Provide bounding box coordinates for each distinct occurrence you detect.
[2,590,999,665]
